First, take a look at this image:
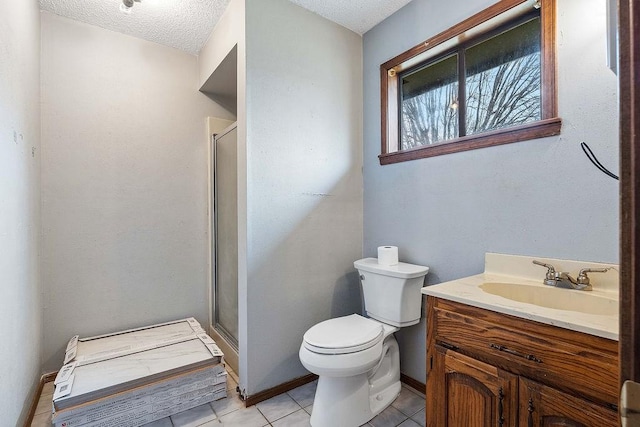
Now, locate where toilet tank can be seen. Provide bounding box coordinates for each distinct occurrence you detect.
[354,258,429,327]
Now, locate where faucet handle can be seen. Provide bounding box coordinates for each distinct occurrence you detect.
[577,267,611,285]
[532,260,556,280]
[533,260,558,286]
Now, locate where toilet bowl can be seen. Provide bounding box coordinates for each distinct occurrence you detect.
[299,258,429,427]
[299,315,400,427]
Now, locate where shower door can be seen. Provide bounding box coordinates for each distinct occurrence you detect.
[213,123,238,351]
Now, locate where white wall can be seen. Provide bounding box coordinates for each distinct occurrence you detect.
[0,0,42,423]
[244,0,363,395]
[40,12,234,371]
[363,0,619,383]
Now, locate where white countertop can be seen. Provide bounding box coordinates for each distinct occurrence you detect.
[421,253,619,341]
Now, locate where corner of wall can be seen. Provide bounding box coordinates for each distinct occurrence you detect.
[197,0,246,89]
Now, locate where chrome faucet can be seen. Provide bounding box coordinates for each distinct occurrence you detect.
[532,260,610,291]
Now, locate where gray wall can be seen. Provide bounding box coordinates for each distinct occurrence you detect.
[0,0,42,424]
[363,0,619,382]
[40,13,234,371]
[243,0,364,395]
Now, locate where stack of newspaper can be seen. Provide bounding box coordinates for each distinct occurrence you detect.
[51,318,226,427]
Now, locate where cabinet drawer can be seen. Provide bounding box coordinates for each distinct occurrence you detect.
[430,298,618,406]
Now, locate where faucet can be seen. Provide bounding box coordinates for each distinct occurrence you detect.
[532,260,610,291]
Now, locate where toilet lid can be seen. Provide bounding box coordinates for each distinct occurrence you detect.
[303,314,383,355]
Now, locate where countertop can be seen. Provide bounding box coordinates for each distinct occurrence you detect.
[422,273,618,340]
[421,253,619,341]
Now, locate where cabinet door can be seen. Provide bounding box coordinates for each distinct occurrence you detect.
[432,348,518,427]
[519,378,617,427]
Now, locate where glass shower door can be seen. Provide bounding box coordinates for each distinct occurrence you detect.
[213,124,238,350]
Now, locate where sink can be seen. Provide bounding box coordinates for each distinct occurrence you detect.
[479,282,618,316]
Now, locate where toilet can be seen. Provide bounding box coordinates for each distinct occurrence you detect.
[299,257,429,427]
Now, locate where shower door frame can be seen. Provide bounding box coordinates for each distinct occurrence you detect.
[209,121,240,373]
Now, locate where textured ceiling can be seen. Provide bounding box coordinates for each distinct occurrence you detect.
[38,0,412,55]
[289,0,413,35]
[39,0,231,55]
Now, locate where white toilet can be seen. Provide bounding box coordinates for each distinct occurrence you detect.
[299,257,429,427]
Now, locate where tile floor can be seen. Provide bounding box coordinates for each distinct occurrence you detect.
[31,367,425,427]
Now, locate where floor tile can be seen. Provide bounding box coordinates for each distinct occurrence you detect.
[398,419,421,427]
[226,374,238,392]
[403,385,425,399]
[211,391,245,417]
[286,381,317,408]
[369,405,408,427]
[226,366,240,383]
[218,406,269,427]
[34,393,52,415]
[31,411,51,427]
[171,403,217,426]
[31,369,432,427]
[255,393,301,422]
[42,382,54,396]
[410,408,425,427]
[271,408,312,427]
[391,386,425,417]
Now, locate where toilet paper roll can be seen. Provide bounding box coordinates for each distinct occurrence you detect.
[377,246,399,266]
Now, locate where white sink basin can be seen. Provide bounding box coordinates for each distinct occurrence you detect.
[479,282,618,316]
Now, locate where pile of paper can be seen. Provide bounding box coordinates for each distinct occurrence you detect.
[51,318,226,427]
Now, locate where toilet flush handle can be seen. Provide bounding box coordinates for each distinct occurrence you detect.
[360,274,365,281]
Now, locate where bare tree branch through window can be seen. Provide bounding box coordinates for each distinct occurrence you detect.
[399,17,541,150]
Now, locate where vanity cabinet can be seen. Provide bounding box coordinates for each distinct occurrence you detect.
[426,296,618,427]
[437,348,518,426]
[519,378,617,426]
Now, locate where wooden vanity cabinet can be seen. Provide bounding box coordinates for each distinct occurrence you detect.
[435,348,518,426]
[426,296,619,427]
[519,378,617,427]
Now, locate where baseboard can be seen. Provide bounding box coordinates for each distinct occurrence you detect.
[23,371,57,427]
[244,374,318,407]
[400,373,426,395]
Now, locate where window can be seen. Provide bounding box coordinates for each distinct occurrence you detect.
[380,0,560,164]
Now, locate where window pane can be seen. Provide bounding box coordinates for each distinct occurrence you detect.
[400,54,459,149]
[465,17,541,135]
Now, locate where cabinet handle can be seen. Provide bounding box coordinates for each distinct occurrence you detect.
[489,343,543,363]
[498,387,504,427]
[527,398,534,427]
[440,341,459,351]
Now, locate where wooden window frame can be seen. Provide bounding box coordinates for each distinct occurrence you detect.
[379,0,561,165]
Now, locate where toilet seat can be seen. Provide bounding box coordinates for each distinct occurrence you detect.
[303,314,383,355]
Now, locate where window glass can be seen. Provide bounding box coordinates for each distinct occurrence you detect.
[401,54,459,150]
[465,17,542,135]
